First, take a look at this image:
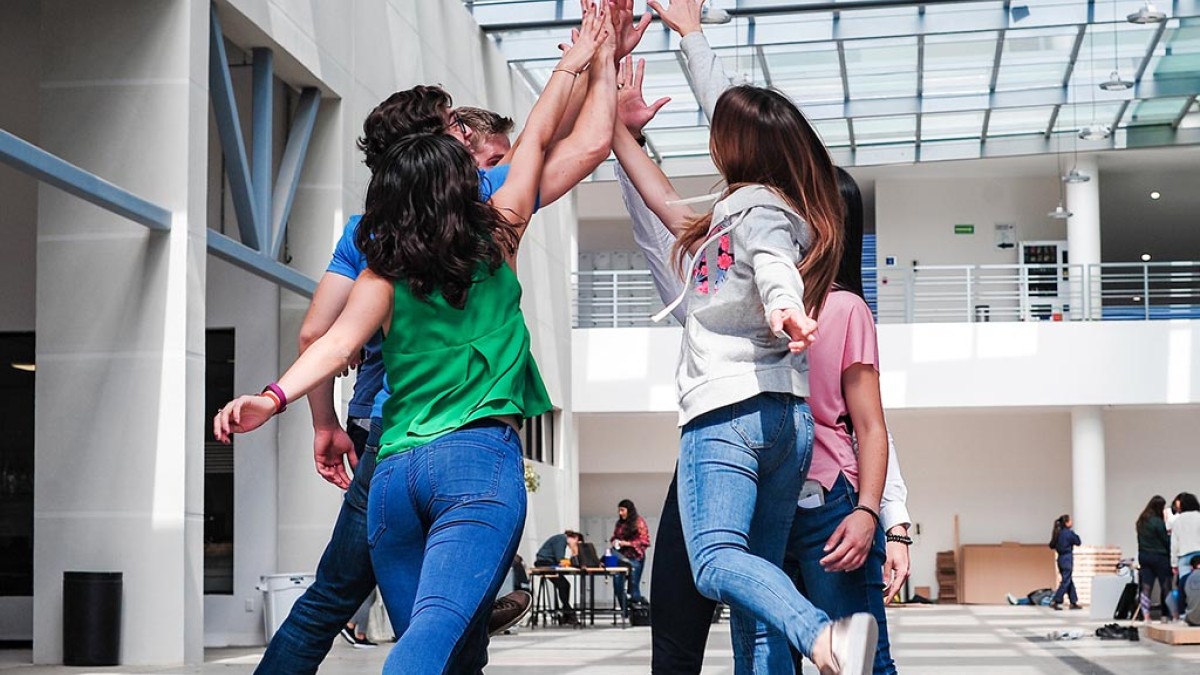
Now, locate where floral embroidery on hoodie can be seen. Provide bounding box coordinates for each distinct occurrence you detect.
[693,231,735,295]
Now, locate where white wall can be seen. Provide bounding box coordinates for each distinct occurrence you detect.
[573,320,1200,412]
[875,175,1064,270]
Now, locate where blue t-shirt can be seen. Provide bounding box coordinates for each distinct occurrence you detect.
[326,165,516,419]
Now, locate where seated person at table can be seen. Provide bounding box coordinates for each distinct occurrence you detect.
[535,530,583,625]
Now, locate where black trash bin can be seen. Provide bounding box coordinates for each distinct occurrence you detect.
[63,571,122,666]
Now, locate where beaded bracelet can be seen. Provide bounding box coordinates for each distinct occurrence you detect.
[886,532,914,546]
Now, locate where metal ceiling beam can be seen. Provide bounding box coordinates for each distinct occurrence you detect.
[1174,95,1199,129]
[1112,99,1132,130]
[756,46,773,87]
[207,229,317,297]
[270,87,321,260]
[209,4,261,251]
[0,128,171,232]
[1045,104,1062,137]
[1062,24,1088,88]
[1133,20,1170,84]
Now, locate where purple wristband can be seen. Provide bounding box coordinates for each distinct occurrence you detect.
[263,383,288,414]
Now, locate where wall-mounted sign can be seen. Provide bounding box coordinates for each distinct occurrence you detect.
[954,224,975,235]
[995,223,1016,249]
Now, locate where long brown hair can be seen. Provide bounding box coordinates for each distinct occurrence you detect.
[673,86,843,316]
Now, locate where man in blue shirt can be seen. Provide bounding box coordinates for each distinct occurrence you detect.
[256,76,614,673]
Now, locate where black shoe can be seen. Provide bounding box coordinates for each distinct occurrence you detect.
[489,590,532,636]
[1051,603,1063,611]
[339,627,357,646]
[1068,604,1083,610]
[561,610,579,626]
[1096,625,1125,640]
[1125,626,1140,641]
[351,635,377,649]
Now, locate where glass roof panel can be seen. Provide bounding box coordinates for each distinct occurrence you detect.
[1125,97,1190,126]
[923,31,999,96]
[995,25,1081,90]
[1069,23,1157,89]
[986,106,1055,137]
[1052,101,1126,132]
[844,37,919,99]
[1143,22,1200,81]
[762,44,844,105]
[646,127,711,158]
[854,115,917,145]
[921,111,986,141]
[812,118,851,147]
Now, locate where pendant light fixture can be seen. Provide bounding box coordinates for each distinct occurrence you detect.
[1127,1,1167,24]
[1080,13,1114,141]
[1050,145,1074,219]
[1079,122,1113,140]
[1063,167,1092,183]
[1101,1,1134,91]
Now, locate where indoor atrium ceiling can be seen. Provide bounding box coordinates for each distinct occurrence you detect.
[463,0,1200,167]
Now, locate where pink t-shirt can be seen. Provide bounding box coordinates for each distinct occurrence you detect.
[806,289,880,491]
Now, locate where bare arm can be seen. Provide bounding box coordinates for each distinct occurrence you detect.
[492,4,609,236]
[537,50,617,206]
[611,124,694,236]
[214,271,393,442]
[297,272,360,488]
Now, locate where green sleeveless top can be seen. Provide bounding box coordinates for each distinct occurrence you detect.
[377,263,552,460]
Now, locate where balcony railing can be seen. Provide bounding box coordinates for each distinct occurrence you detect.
[573,262,1200,328]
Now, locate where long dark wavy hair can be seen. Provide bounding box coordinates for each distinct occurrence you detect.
[673,85,843,318]
[357,85,452,173]
[356,134,517,309]
[1138,495,1167,529]
[833,167,865,300]
[1049,514,1070,549]
[615,499,641,540]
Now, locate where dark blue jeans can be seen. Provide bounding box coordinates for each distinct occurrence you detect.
[782,474,895,675]
[368,421,526,675]
[1053,555,1078,605]
[615,557,646,612]
[255,419,379,674]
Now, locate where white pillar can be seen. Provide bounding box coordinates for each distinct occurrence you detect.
[1070,406,1107,547]
[33,0,207,664]
[1066,156,1101,319]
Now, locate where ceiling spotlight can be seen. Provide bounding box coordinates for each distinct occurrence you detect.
[1099,71,1134,91]
[1150,191,1162,200]
[700,5,732,24]
[1141,253,1152,261]
[1128,1,1167,24]
[1079,123,1113,141]
[1048,202,1073,220]
[1063,168,1091,183]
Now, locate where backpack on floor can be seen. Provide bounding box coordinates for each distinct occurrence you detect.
[1027,588,1054,607]
[1113,582,1139,620]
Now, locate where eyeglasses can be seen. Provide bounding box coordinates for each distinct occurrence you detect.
[446,111,469,138]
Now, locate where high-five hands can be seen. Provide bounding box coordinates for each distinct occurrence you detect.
[617,55,671,135]
[609,0,653,61]
[557,2,611,74]
[647,0,704,37]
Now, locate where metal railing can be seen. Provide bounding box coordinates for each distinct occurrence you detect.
[573,262,1200,327]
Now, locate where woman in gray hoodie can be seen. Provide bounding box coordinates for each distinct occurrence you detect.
[612,19,875,675]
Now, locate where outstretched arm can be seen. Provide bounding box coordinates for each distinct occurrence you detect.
[492,3,610,235]
[649,0,728,120]
[214,271,393,442]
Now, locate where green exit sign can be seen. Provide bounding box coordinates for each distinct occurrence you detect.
[954,224,975,235]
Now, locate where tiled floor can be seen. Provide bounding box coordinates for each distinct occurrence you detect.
[3,605,1199,673]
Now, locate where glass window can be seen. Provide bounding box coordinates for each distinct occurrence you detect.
[921,111,986,141]
[854,115,917,145]
[923,31,999,96]
[646,127,711,157]
[1125,97,1191,126]
[812,118,851,147]
[996,26,1080,90]
[522,410,557,466]
[844,36,919,99]
[204,329,235,596]
[0,333,34,598]
[986,105,1055,137]
[763,44,844,105]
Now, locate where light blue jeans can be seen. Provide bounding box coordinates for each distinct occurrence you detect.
[678,392,831,664]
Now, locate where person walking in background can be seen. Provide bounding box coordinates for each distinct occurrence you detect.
[535,530,585,625]
[1171,492,1200,616]
[341,591,379,648]
[1136,495,1174,621]
[611,499,652,615]
[1049,514,1082,610]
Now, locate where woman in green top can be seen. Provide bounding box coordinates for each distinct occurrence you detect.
[213,7,613,672]
[1137,495,1174,620]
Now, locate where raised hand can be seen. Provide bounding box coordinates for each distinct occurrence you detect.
[646,0,704,37]
[610,0,653,61]
[558,2,610,74]
[770,307,818,353]
[617,55,671,136]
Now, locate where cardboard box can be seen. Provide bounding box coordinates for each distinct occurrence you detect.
[960,543,1056,604]
[1145,624,1200,645]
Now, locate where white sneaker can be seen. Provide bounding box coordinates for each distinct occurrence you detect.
[829,613,878,675]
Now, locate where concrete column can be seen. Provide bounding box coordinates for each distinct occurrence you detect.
[33,0,208,665]
[1070,406,1107,547]
[1066,155,1101,319]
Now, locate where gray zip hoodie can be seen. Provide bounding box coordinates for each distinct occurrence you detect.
[675,185,811,426]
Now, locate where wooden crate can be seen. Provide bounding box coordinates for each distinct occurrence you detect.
[1145,623,1200,645]
[1067,546,1122,606]
[936,550,958,604]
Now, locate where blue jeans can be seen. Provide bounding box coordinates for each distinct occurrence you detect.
[777,474,895,674]
[368,421,526,675]
[256,419,380,674]
[615,557,646,612]
[678,393,830,663]
[1053,555,1077,605]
